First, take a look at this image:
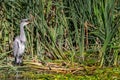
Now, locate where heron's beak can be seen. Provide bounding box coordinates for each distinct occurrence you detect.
[27,21,30,24]
[26,20,31,25]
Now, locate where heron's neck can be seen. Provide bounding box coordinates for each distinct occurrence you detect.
[20,25,26,42]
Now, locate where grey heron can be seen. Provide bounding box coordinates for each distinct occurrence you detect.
[13,19,30,65]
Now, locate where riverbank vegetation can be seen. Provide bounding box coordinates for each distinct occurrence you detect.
[0,0,120,79]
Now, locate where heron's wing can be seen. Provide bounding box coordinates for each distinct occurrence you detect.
[13,39,20,57]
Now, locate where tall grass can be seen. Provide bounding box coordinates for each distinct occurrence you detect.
[0,0,120,67]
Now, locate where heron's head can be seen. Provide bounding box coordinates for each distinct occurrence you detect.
[20,19,30,27]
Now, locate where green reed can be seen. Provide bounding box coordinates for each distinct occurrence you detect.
[0,0,120,67]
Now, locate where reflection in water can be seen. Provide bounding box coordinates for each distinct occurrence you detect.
[2,66,30,80]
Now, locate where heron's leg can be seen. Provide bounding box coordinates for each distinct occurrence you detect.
[14,57,20,66]
[14,57,17,65]
[19,55,23,66]
[14,57,19,66]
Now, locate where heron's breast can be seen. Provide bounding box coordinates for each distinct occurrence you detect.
[19,43,25,54]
